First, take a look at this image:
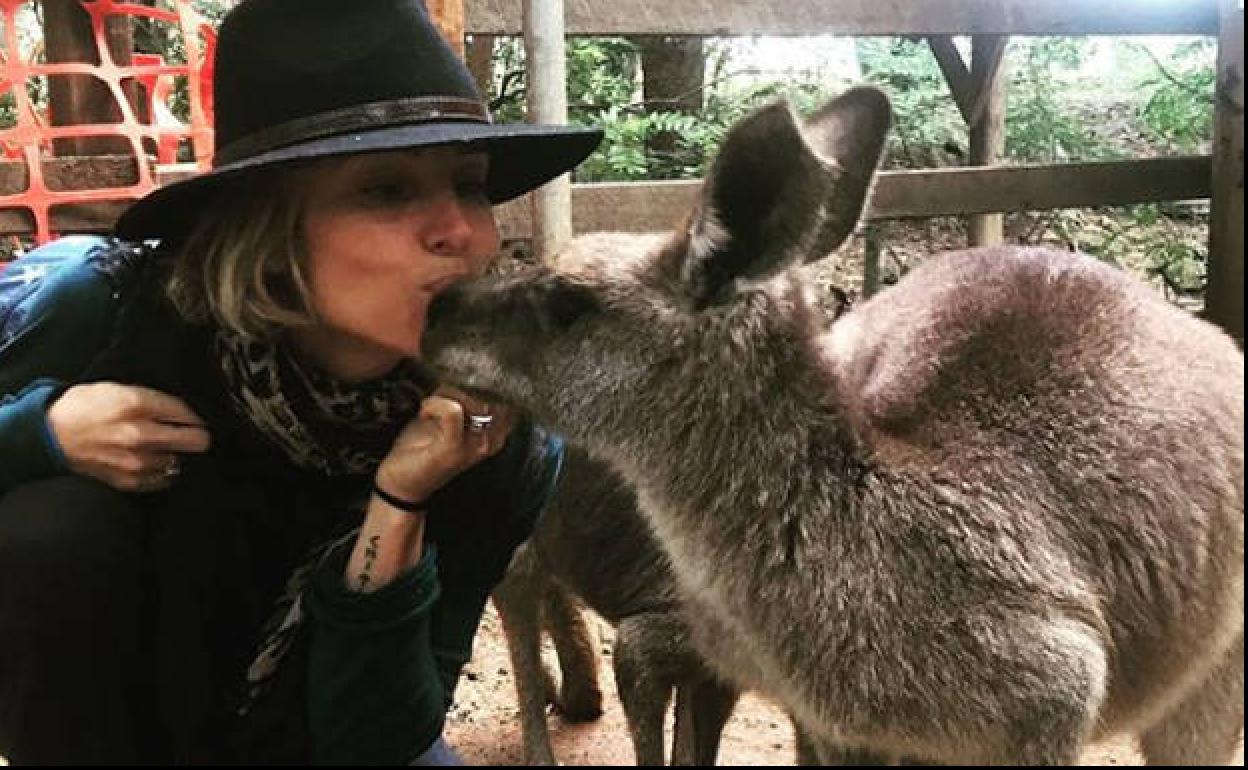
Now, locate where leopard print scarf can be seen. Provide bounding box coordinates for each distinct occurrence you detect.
[215,331,434,476]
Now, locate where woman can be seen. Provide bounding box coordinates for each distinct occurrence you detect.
[0,0,601,764]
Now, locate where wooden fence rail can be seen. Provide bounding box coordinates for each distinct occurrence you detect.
[491,156,1213,239]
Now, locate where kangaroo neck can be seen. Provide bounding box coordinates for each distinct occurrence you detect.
[590,303,858,530]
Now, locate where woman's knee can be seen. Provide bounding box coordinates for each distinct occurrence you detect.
[0,476,148,609]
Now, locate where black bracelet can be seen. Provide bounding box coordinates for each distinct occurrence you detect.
[372,483,429,514]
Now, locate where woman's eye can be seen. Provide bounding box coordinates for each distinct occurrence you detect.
[359,180,414,205]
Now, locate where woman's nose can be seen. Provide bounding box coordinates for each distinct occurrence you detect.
[422,194,476,256]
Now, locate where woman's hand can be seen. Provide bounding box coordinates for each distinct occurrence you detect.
[347,387,514,593]
[374,385,515,506]
[45,382,212,493]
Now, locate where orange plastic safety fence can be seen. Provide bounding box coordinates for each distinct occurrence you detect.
[0,0,215,248]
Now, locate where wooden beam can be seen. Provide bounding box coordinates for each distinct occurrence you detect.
[966,36,1007,129]
[468,0,1219,36]
[1,155,159,237]
[523,0,573,261]
[927,36,976,124]
[864,157,1212,219]
[3,156,1213,237]
[0,201,131,234]
[1206,0,1244,343]
[0,155,141,193]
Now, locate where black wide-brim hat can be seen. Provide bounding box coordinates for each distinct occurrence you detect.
[115,0,603,243]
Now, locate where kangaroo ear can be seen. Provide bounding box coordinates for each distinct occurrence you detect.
[683,86,892,308]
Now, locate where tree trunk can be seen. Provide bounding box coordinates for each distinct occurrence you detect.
[41,0,139,157]
[466,34,497,100]
[1206,0,1244,343]
[636,36,704,164]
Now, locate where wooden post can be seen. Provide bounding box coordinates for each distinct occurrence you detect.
[1206,0,1244,343]
[426,0,466,58]
[928,34,1008,247]
[862,223,882,298]
[466,34,497,98]
[524,0,573,262]
[967,36,1007,246]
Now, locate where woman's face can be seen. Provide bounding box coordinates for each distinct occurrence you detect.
[295,146,500,381]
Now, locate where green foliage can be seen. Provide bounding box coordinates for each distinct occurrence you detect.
[573,105,707,180]
[484,35,1214,178]
[1079,204,1206,300]
[0,91,15,131]
[487,37,641,123]
[855,37,964,169]
[191,0,234,25]
[1133,40,1215,152]
[567,37,641,111]
[575,80,833,181]
[1006,38,1106,162]
[487,37,835,181]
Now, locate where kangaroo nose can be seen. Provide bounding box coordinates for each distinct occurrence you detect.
[426,283,465,329]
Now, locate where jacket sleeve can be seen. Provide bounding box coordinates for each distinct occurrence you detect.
[303,539,449,765]
[0,245,128,492]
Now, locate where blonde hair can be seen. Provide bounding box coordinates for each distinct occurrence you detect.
[167,166,316,341]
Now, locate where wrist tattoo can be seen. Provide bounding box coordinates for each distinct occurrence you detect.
[356,534,381,591]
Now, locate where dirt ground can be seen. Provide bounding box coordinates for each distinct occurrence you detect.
[444,603,1244,766]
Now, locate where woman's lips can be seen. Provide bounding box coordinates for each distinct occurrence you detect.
[425,272,469,296]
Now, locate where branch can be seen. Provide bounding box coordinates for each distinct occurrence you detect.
[1132,43,1209,101]
[489,69,526,112]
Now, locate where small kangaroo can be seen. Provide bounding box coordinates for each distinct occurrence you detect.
[492,446,740,765]
[429,87,1245,764]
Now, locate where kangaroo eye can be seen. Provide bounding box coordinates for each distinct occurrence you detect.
[533,276,598,331]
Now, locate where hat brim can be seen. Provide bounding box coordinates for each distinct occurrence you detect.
[114,121,603,242]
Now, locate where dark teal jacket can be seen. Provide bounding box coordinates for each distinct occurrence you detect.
[0,238,561,764]
[1,236,132,488]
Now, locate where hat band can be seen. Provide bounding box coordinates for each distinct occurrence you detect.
[214,96,492,167]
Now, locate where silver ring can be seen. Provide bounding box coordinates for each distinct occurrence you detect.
[163,457,181,479]
[465,413,494,433]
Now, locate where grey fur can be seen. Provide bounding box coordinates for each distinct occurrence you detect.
[492,447,741,765]
[430,87,1245,765]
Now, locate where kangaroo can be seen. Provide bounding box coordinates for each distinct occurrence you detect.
[489,287,860,767]
[428,86,1245,764]
[492,446,740,765]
